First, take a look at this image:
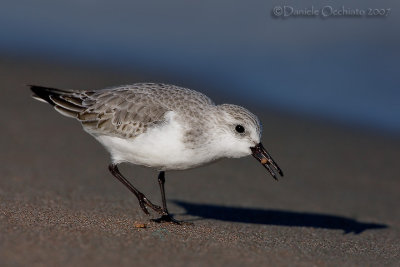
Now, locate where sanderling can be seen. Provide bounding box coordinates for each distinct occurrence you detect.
[30,83,283,223]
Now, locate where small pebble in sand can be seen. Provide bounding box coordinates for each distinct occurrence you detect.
[134,222,147,228]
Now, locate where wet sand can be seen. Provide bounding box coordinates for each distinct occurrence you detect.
[1,57,399,266]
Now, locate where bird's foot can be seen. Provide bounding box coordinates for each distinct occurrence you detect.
[138,194,163,215]
[151,214,193,225]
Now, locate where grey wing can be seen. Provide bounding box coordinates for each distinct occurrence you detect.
[51,88,169,138]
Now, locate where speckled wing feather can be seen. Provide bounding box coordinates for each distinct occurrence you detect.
[30,83,215,139]
[32,84,170,139]
[77,88,170,138]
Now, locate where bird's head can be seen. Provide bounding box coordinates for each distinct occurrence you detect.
[216,104,283,180]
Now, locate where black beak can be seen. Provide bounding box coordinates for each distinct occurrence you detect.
[250,143,283,180]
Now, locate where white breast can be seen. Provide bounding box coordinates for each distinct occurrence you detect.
[93,111,214,170]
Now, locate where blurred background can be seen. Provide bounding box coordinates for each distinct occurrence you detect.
[1,1,400,265]
[1,0,399,135]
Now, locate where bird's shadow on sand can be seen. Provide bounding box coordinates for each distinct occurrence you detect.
[172,200,387,234]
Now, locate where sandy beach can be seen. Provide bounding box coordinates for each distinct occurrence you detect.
[1,57,399,266]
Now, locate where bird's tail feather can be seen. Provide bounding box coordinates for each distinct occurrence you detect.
[29,85,85,118]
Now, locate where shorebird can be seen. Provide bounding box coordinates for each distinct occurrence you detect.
[30,83,283,223]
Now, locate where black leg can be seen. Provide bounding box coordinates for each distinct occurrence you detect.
[108,163,163,215]
[151,171,189,224]
[158,171,169,215]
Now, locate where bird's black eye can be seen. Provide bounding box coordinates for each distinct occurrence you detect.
[235,125,245,133]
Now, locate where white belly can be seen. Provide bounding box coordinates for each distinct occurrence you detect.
[93,112,215,170]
